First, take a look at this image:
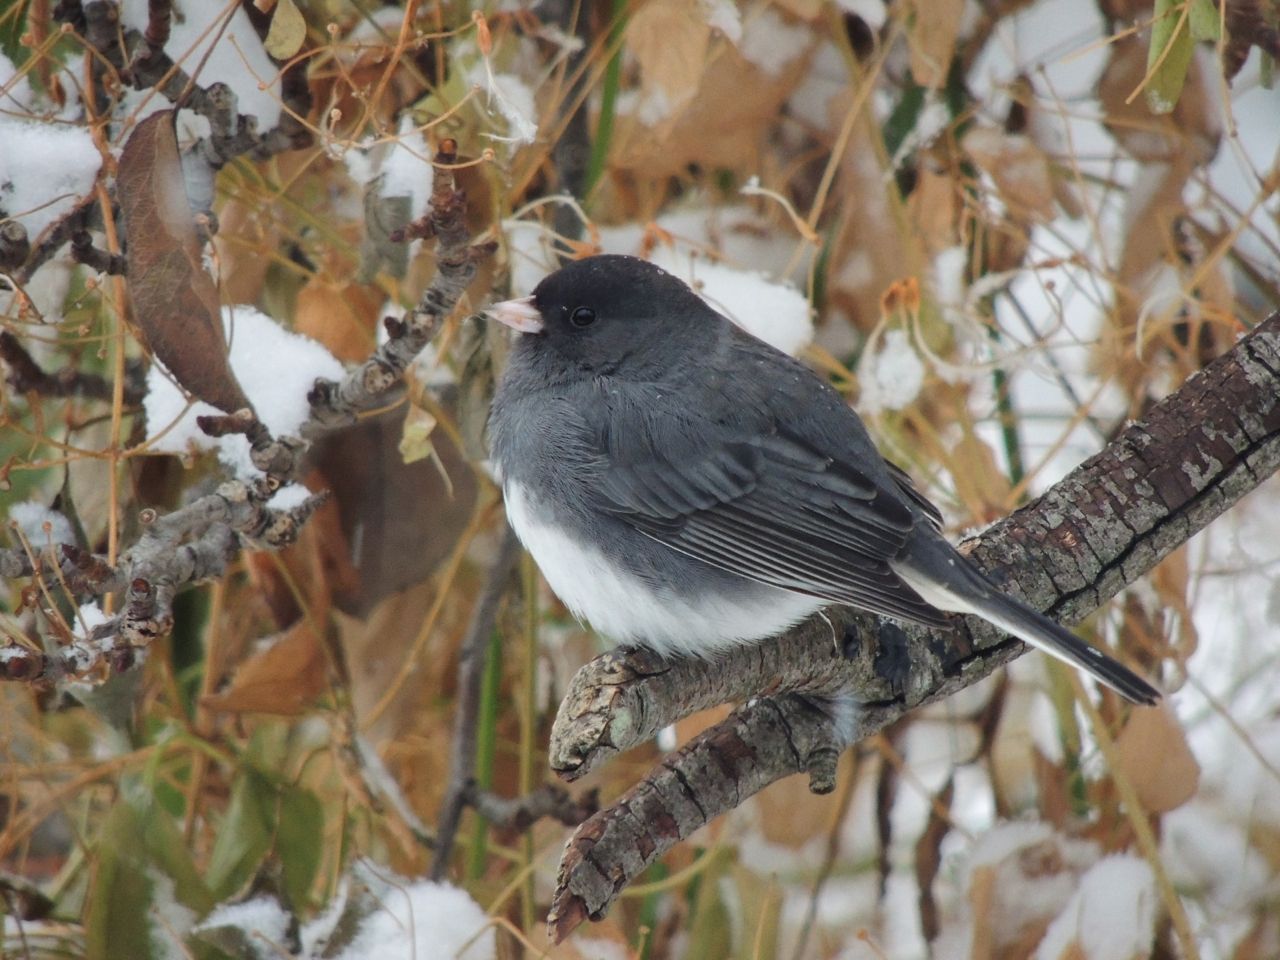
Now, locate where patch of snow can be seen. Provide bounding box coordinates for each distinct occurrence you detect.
[738,8,811,77]
[334,864,495,960]
[858,329,926,412]
[1035,856,1157,960]
[143,306,345,478]
[7,501,74,548]
[120,0,282,130]
[0,120,101,240]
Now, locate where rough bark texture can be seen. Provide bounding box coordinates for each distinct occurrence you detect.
[547,310,1280,940]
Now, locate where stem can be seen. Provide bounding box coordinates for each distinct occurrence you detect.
[583,0,626,202]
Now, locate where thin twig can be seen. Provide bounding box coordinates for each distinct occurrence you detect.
[430,527,522,881]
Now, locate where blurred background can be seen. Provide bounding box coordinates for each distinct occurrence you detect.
[0,0,1278,957]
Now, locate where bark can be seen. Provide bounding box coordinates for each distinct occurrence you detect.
[547,310,1280,941]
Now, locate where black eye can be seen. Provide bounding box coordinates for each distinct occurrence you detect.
[569,306,596,328]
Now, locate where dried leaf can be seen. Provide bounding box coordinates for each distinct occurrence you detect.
[907,164,963,255]
[1033,747,1073,828]
[625,0,711,120]
[905,0,964,88]
[294,273,382,362]
[947,430,1014,523]
[753,754,846,848]
[118,111,251,414]
[610,18,812,178]
[264,0,306,59]
[963,127,1058,221]
[1113,704,1200,813]
[398,404,438,465]
[311,408,478,617]
[202,620,327,715]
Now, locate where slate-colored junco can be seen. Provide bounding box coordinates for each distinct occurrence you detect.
[487,255,1159,705]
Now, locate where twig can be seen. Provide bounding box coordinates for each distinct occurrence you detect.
[70,228,127,274]
[306,140,496,432]
[0,331,145,405]
[430,527,521,881]
[468,783,599,833]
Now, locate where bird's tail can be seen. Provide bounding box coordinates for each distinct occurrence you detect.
[893,537,1161,706]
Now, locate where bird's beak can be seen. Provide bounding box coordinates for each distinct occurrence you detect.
[486,296,544,334]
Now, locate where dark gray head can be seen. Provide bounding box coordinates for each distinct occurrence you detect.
[488,255,722,380]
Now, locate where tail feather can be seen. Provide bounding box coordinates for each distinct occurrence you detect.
[962,591,1161,705]
[893,541,1161,706]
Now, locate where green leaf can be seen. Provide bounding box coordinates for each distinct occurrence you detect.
[1146,0,1195,114]
[205,769,275,900]
[86,804,157,960]
[1188,0,1221,41]
[86,798,214,960]
[277,785,324,909]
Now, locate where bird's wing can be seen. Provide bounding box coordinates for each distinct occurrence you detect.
[592,425,952,628]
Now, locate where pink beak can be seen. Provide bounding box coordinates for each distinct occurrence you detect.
[486,296,545,334]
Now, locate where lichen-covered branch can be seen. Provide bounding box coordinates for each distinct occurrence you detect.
[305,139,496,435]
[547,309,1280,939]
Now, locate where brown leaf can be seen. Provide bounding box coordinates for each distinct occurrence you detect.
[609,17,812,178]
[202,620,327,715]
[119,111,251,414]
[1033,747,1073,829]
[963,127,1058,221]
[625,0,712,122]
[1113,703,1200,813]
[947,430,1014,523]
[905,0,964,88]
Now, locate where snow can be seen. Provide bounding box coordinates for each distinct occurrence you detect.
[503,205,815,354]
[702,0,743,43]
[7,501,74,548]
[737,8,811,77]
[194,896,291,956]
[787,41,847,132]
[614,85,676,127]
[0,53,33,111]
[334,866,495,960]
[646,247,813,355]
[148,870,198,960]
[267,484,313,511]
[0,120,101,240]
[858,329,926,413]
[379,117,435,221]
[1035,856,1157,960]
[143,306,345,478]
[119,0,282,131]
[342,115,435,221]
[74,602,110,639]
[467,60,539,147]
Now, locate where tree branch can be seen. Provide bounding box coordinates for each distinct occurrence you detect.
[547,309,1280,940]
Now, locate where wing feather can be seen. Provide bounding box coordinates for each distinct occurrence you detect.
[593,427,952,629]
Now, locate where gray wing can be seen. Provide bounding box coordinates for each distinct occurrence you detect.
[591,427,952,629]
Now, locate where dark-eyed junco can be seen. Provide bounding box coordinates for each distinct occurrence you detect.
[487,255,1159,705]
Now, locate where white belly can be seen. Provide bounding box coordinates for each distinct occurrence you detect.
[503,481,822,658]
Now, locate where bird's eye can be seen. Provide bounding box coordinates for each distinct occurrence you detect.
[569,306,597,328]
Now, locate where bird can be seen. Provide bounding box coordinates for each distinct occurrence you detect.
[486,254,1160,705]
